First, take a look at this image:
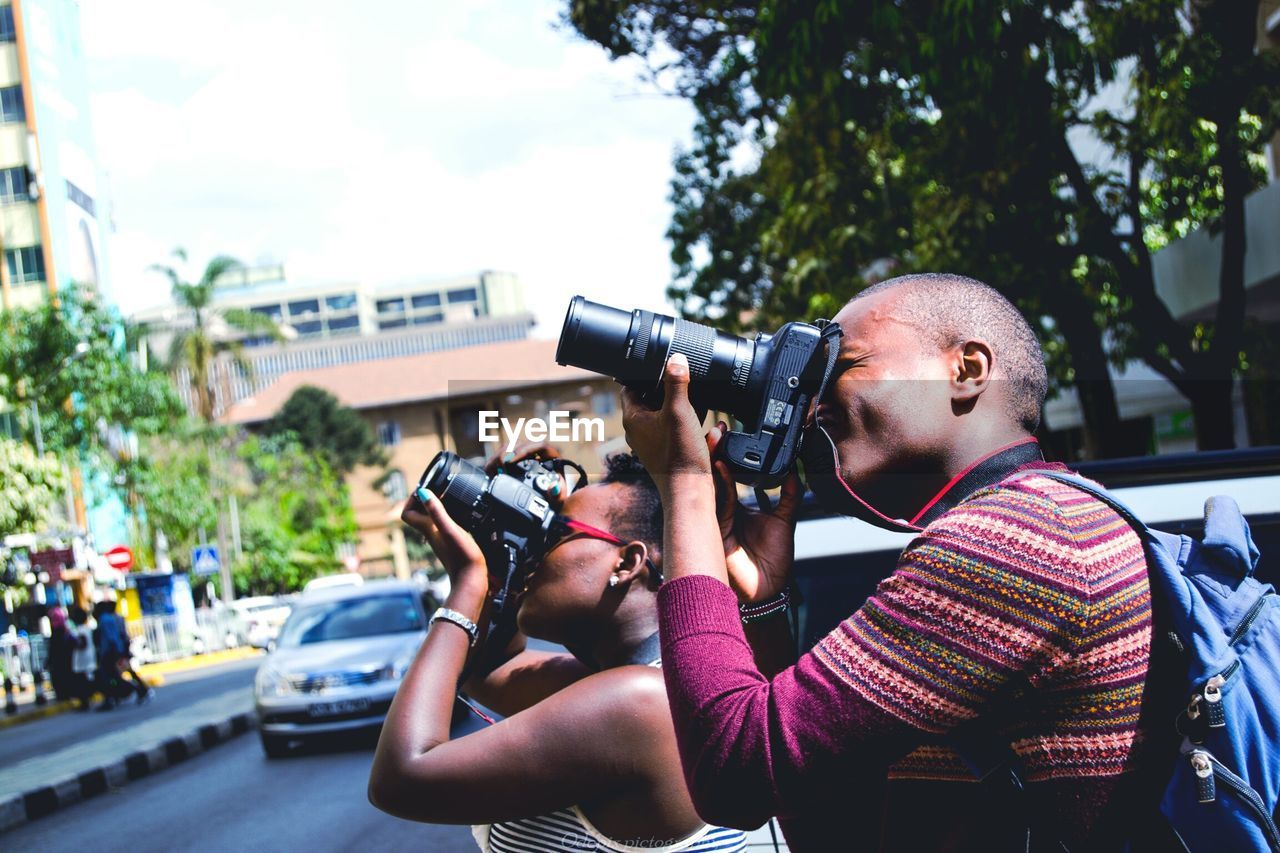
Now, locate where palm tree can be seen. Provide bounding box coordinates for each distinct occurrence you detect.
[149,249,284,422]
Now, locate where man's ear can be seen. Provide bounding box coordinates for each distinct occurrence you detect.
[952,339,993,405]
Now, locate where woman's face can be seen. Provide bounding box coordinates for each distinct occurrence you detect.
[515,483,633,643]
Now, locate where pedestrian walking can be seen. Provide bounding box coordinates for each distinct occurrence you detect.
[94,601,150,709]
[44,608,76,703]
[67,606,96,711]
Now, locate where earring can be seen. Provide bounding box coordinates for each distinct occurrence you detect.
[608,576,620,588]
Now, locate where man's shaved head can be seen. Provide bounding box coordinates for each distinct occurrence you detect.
[850,273,1047,432]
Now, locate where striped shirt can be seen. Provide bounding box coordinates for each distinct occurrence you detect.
[477,806,748,852]
[658,469,1156,850]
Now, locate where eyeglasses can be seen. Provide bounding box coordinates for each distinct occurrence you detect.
[543,515,663,583]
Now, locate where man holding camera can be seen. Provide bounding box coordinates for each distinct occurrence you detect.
[621,274,1159,851]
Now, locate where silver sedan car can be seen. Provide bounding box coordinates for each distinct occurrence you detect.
[254,581,433,757]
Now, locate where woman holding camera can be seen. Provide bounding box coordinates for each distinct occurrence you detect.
[368,452,747,852]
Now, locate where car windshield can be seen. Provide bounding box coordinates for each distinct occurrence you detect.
[277,594,423,646]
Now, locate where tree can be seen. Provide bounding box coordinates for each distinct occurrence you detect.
[0,439,63,535]
[261,385,386,475]
[565,0,1280,454]
[0,289,186,464]
[122,423,221,569]
[231,434,358,595]
[147,249,284,423]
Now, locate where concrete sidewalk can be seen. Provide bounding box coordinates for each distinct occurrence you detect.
[0,685,256,833]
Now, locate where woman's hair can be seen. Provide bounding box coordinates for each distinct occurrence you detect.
[599,452,664,589]
[68,605,88,623]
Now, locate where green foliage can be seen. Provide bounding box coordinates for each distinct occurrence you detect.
[230,434,358,595]
[565,0,1280,453]
[0,439,64,535]
[0,288,186,464]
[261,385,385,474]
[123,423,222,568]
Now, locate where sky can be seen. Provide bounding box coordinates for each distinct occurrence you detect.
[78,0,696,337]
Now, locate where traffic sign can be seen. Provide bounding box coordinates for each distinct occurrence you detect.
[103,545,134,571]
[191,545,221,576]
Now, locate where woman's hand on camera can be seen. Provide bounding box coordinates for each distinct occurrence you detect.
[707,421,801,603]
[620,353,710,493]
[483,443,569,511]
[401,492,488,601]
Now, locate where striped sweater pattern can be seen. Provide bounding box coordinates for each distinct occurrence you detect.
[814,472,1153,784]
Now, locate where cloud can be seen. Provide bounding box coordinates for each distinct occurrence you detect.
[81,0,694,331]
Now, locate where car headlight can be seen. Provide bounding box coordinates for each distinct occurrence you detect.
[255,665,292,698]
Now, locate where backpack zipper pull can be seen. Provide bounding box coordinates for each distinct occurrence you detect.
[1203,675,1226,729]
[1190,750,1216,803]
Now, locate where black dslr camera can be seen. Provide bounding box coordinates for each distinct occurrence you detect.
[556,296,842,489]
[417,450,587,626]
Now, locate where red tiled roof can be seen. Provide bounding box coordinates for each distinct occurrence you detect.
[222,339,598,424]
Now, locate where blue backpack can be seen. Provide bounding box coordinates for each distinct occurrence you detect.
[1028,470,1280,852]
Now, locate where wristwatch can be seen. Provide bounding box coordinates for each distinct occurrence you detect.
[430,607,479,647]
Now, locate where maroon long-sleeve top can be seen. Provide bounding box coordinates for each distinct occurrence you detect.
[656,473,1158,850]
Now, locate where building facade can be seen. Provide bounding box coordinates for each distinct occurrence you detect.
[224,339,626,579]
[0,0,113,312]
[132,268,534,417]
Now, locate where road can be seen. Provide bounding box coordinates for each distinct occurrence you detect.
[1,654,477,852]
[0,657,263,767]
[2,723,477,852]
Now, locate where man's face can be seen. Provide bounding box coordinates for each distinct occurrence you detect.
[817,290,957,517]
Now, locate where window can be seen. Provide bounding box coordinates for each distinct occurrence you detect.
[447,287,478,303]
[325,293,357,311]
[288,299,320,316]
[6,246,44,282]
[293,320,323,337]
[413,313,443,326]
[377,420,401,447]
[250,304,283,320]
[0,7,14,43]
[327,315,360,333]
[411,293,441,309]
[449,404,488,459]
[0,166,28,203]
[376,297,405,314]
[378,318,407,331]
[593,391,616,416]
[0,86,23,123]
[66,180,95,216]
[383,470,408,502]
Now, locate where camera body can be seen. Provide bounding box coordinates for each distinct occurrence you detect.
[556,296,838,488]
[418,451,562,568]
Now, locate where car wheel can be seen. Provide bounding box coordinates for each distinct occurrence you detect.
[261,733,293,759]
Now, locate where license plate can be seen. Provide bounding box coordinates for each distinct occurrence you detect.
[307,698,370,717]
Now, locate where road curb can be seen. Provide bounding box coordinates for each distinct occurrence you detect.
[0,710,256,833]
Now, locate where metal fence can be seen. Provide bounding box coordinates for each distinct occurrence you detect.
[129,609,245,664]
[0,608,247,683]
[0,633,48,687]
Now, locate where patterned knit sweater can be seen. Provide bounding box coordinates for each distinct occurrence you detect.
[657,470,1155,851]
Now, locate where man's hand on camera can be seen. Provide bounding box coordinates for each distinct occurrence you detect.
[401,493,488,602]
[620,353,711,493]
[707,421,801,603]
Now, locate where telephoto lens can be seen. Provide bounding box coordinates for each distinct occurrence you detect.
[556,296,759,417]
[556,295,841,488]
